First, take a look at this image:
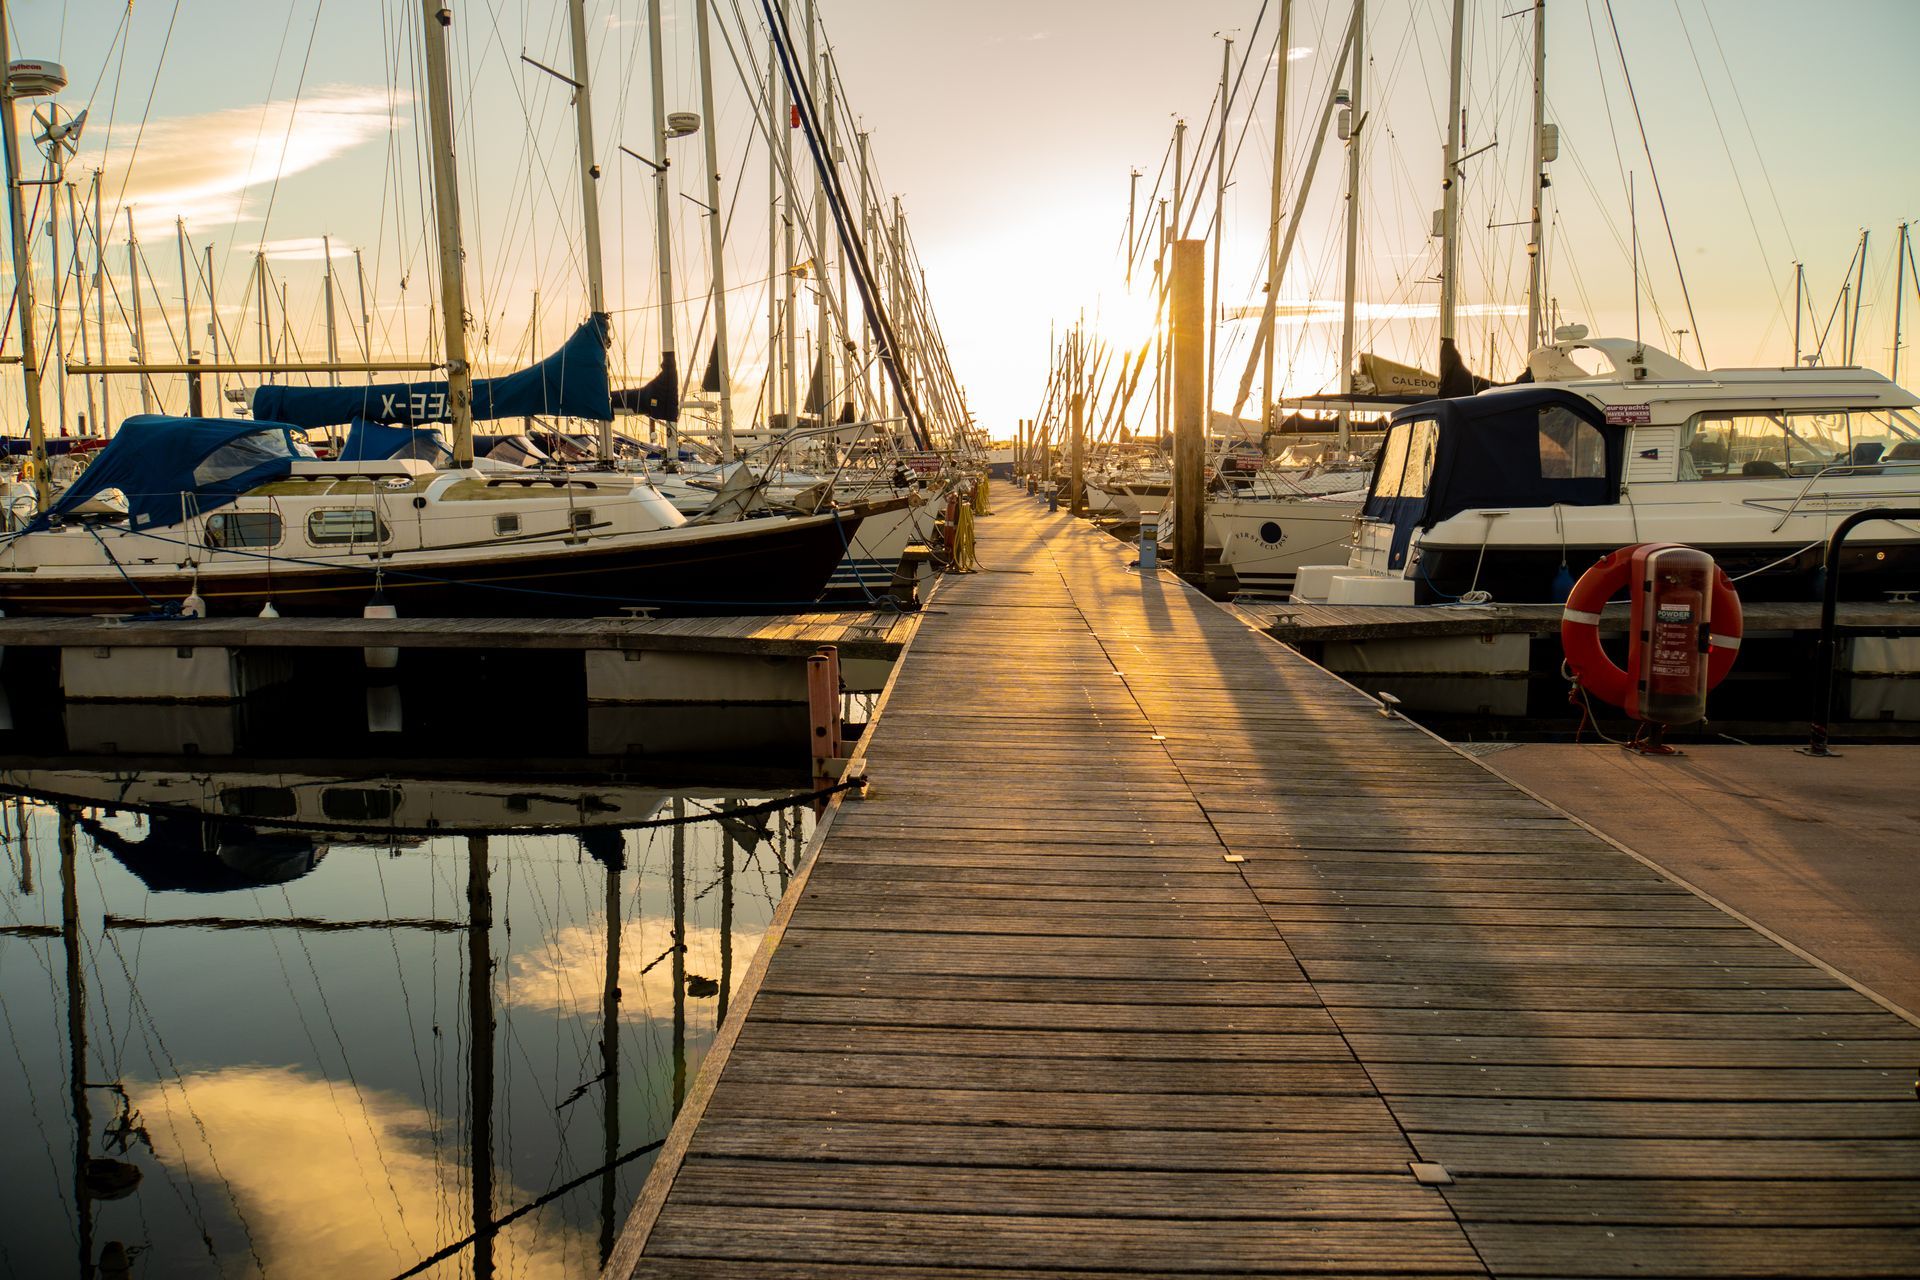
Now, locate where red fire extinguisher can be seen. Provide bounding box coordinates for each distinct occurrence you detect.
[1561,542,1744,725]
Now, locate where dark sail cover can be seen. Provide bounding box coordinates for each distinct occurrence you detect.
[251,314,612,428]
[701,344,721,393]
[1437,337,1494,398]
[611,351,681,422]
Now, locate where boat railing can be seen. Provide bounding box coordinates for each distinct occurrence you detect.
[1806,505,1920,755]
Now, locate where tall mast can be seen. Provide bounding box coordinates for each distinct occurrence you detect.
[647,0,679,455]
[354,246,372,360]
[829,54,852,417]
[255,251,272,367]
[857,129,874,414]
[1338,0,1365,443]
[1170,119,1186,248]
[1261,0,1293,428]
[1437,0,1464,355]
[92,173,108,433]
[127,209,154,413]
[565,0,614,457]
[1208,35,1231,433]
[206,245,223,414]
[50,166,65,432]
[1125,168,1140,290]
[809,0,831,429]
[0,1,51,502]
[1525,0,1548,351]
[421,0,476,465]
[69,182,98,434]
[321,232,338,385]
[1849,229,1870,366]
[1894,223,1909,384]
[892,196,908,435]
[779,13,798,431]
[696,0,735,456]
[1156,196,1168,446]
[768,76,783,427]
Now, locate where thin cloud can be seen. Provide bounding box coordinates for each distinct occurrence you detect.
[75,86,405,237]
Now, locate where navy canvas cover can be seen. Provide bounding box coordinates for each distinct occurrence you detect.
[252,314,611,428]
[340,417,451,464]
[30,415,312,533]
[1361,387,1621,571]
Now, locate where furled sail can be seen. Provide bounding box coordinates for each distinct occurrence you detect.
[251,314,612,428]
[1355,352,1440,398]
[611,351,680,423]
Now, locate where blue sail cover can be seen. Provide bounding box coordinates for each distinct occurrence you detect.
[341,417,452,464]
[251,314,611,428]
[29,416,312,533]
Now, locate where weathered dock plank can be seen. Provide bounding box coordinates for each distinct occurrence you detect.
[607,496,1920,1279]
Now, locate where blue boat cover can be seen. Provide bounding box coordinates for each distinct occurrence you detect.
[252,314,611,428]
[30,415,313,533]
[1361,387,1622,572]
[341,417,451,464]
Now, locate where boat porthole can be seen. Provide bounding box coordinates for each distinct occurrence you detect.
[1259,521,1284,545]
[413,496,427,509]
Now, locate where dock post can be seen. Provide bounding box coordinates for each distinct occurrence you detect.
[1172,238,1206,580]
[808,645,843,778]
[1069,344,1086,516]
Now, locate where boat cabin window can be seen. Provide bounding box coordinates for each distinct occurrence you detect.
[204,511,283,549]
[1538,406,1606,479]
[1681,409,1920,479]
[193,431,298,486]
[1372,417,1439,500]
[494,514,520,536]
[307,508,391,545]
[219,786,298,819]
[570,509,595,533]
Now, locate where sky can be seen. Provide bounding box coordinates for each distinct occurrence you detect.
[7,0,1920,440]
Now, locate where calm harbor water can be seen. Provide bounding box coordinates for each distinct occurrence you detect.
[0,697,821,1279]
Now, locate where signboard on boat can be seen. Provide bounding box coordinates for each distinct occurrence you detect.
[1604,403,1653,425]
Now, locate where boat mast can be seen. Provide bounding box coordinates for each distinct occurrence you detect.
[857,129,873,415]
[92,174,108,433]
[321,232,338,385]
[1437,0,1464,361]
[695,0,735,456]
[1261,0,1292,430]
[1126,167,1140,290]
[1894,222,1909,384]
[647,0,679,457]
[565,0,614,457]
[127,209,154,413]
[1525,0,1547,351]
[69,182,98,434]
[255,251,272,367]
[1207,34,1231,432]
[769,76,783,429]
[779,5,798,431]
[1849,229,1869,367]
[0,3,51,503]
[1339,0,1365,445]
[50,165,65,432]
[809,0,831,432]
[1155,196,1168,446]
[421,0,476,465]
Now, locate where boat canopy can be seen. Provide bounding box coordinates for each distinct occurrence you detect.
[1362,387,1622,572]
[30,415,314,533]
[252,314,612,428]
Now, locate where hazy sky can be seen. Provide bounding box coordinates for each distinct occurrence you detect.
[9,0,1920,437]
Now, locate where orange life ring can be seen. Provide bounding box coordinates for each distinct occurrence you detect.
[1560,542,1743,712]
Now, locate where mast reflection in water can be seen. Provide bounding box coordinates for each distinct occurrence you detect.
[0,754,813,1278]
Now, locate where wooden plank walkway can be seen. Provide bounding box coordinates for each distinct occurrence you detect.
[1229,599,1920,644]
[607,496,1920,1279]
[0,608,914,660]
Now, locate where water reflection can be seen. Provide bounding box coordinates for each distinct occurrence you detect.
[0,752,813,1278]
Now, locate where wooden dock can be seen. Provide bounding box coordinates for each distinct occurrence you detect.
[0,608,916,661]
[606,495,1920,1278]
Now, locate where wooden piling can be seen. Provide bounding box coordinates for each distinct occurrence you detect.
[1172,238,1205,579]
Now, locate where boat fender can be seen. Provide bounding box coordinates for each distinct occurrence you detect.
[1560,542,1742,723]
